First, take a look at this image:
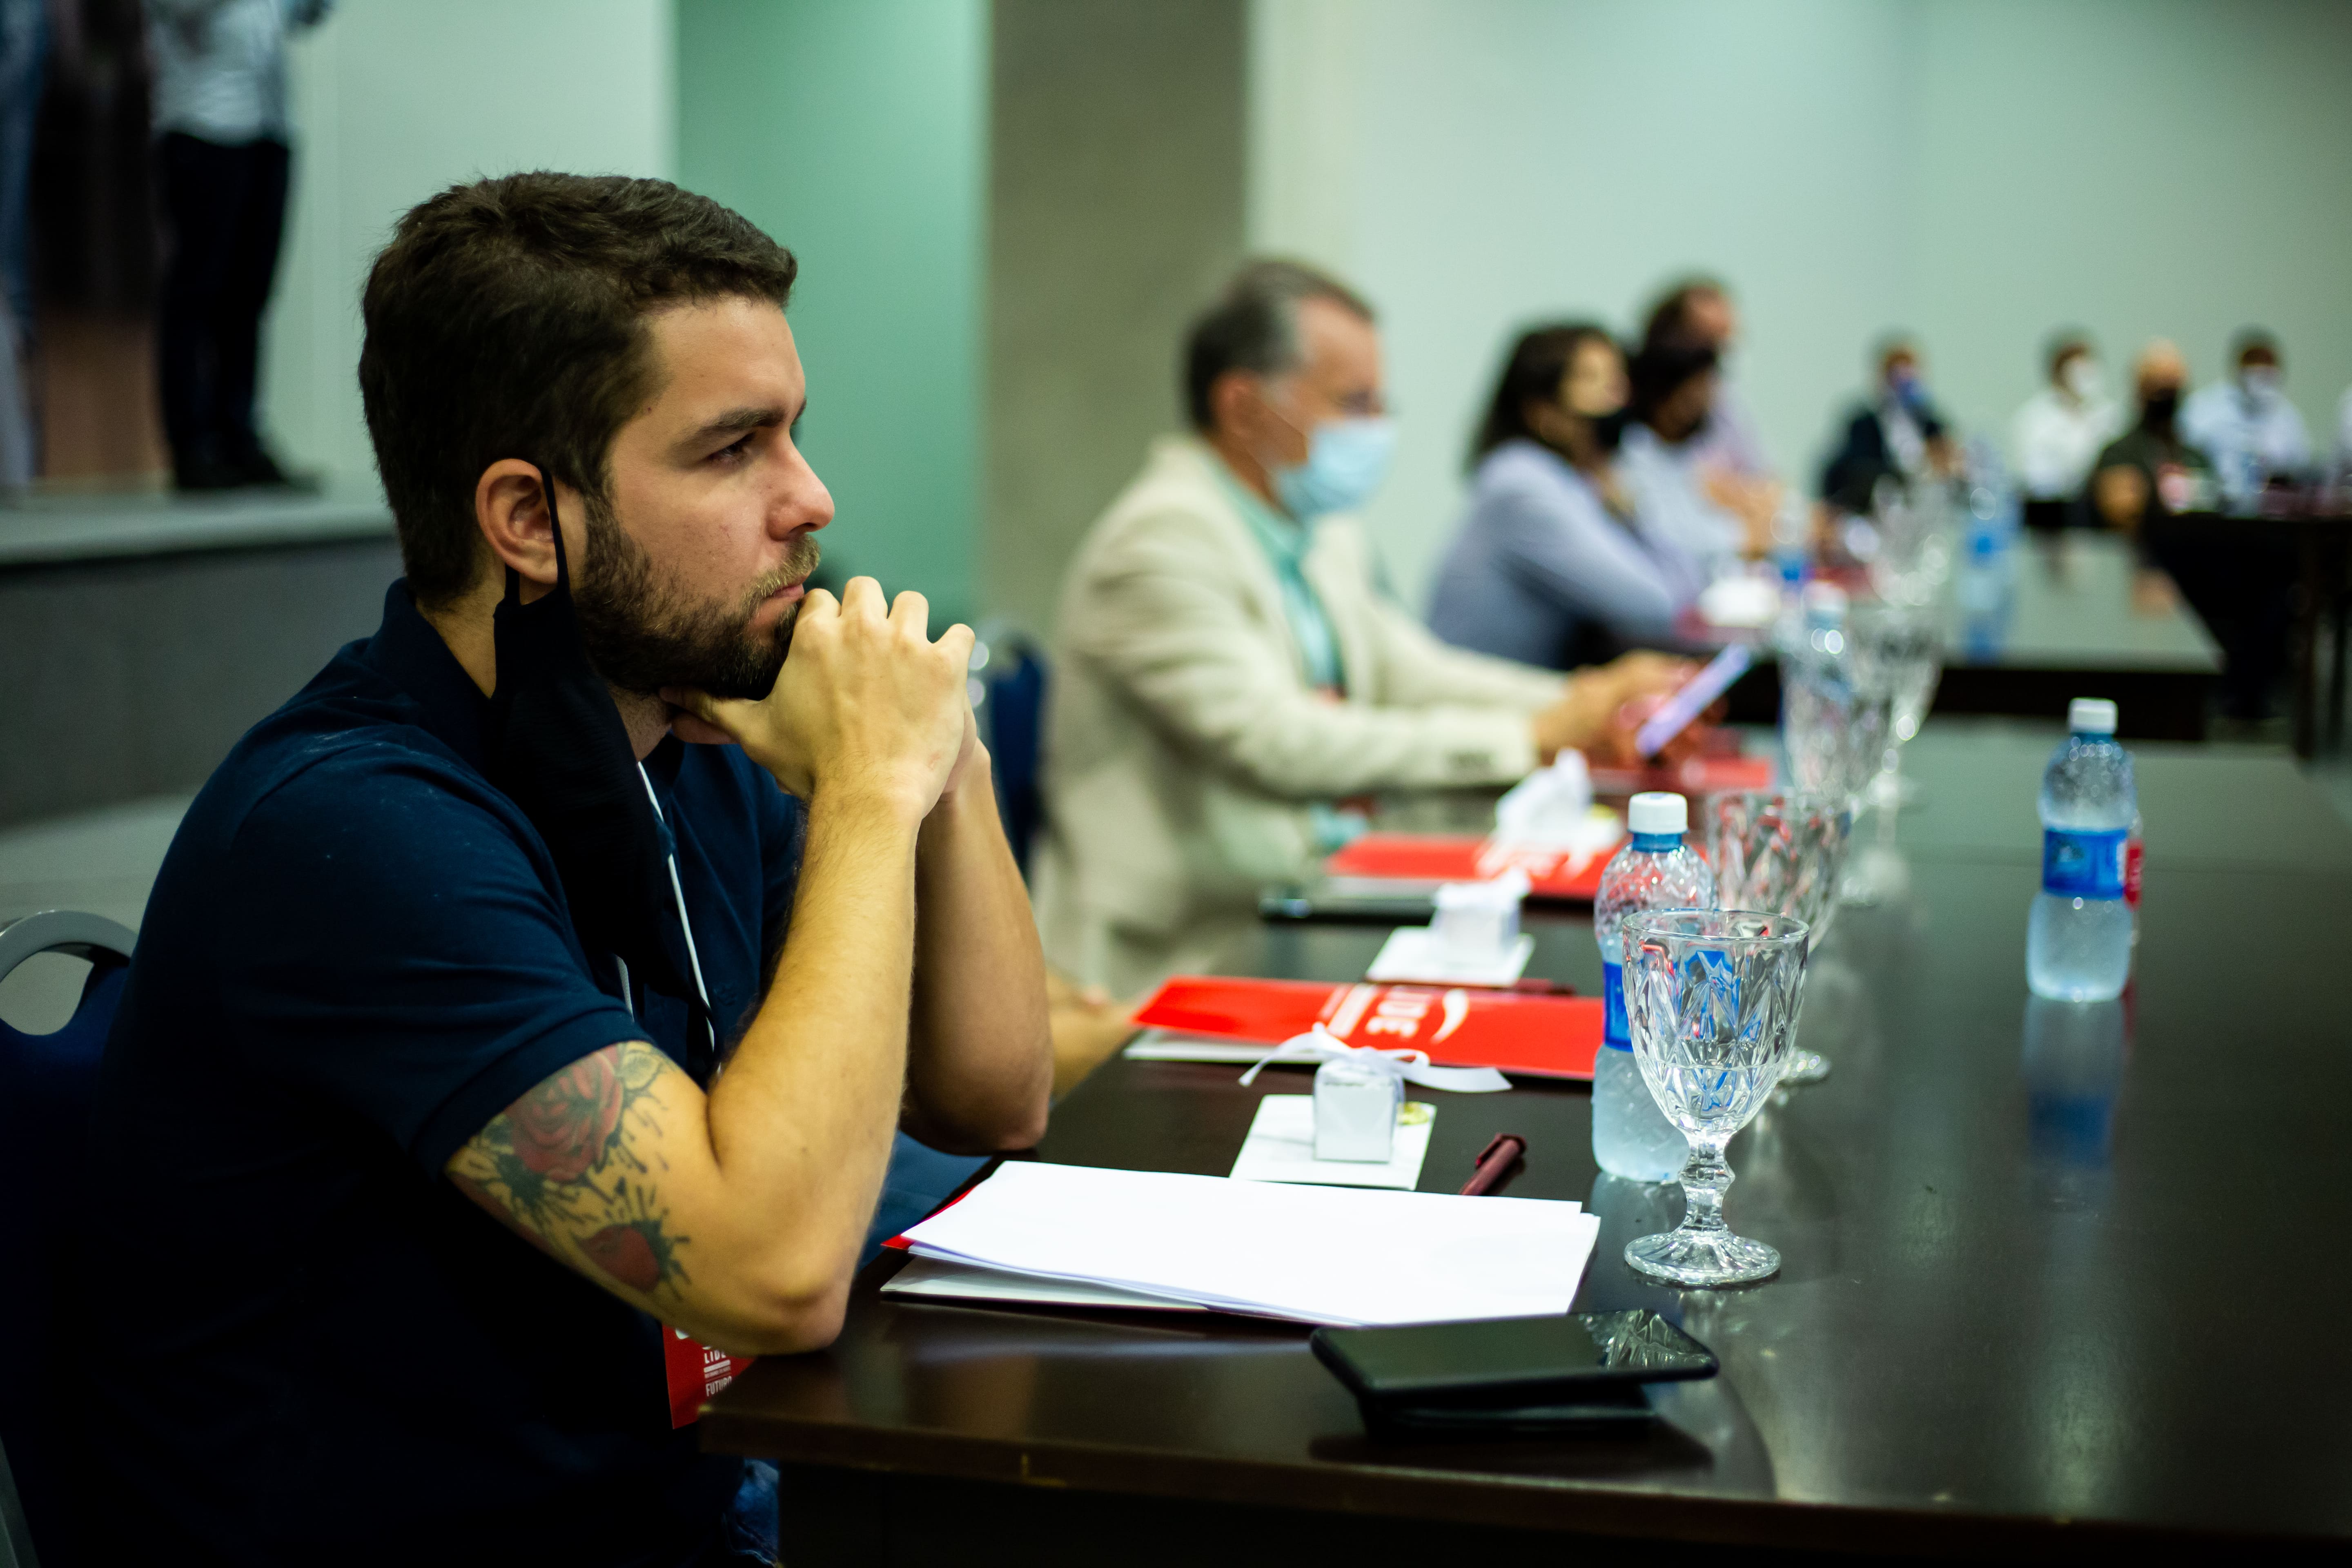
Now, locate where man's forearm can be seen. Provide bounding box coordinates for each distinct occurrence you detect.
[904,750,1052,1152]
[700,789,924,1299]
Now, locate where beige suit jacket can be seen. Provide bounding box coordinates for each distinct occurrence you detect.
[1033,437,1566,993]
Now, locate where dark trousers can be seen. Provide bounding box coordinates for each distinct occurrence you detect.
[155,131,289,477]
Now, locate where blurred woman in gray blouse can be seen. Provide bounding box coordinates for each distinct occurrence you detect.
[1428,324,1714,669]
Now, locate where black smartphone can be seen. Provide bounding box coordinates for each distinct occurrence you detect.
[1311,1310,1717,1412]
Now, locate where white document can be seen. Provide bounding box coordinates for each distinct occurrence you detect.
[1123,1029,1292,1065]
[899,1160,1599,1327]
[1365,926,1535,987]
[882,1254,1208,1313]
[1227,1094,1433,1190]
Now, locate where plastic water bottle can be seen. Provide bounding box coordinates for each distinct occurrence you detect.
[1956,514,2013,659]
[1592,791,1717,1182]
[2027,699,2136,1001]
[1770,490,1810,601]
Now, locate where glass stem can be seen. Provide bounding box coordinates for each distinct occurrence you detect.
[1675,1133,1734,1238]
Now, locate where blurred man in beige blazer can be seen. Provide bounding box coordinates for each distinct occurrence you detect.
[1034,261,1684,993]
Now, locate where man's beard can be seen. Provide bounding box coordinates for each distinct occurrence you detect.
[570,493,821,701]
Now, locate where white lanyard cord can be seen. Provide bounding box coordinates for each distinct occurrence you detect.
[636,763,717,1056]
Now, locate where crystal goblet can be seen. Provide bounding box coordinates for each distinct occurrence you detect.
[1621,909,1810,1286]
[1849,602,1943,811]
[1780,653,1895,807]
[1705,791,1853,1085]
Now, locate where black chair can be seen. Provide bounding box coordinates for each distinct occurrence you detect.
[0,910,136,1568]
[972,624,1049,879]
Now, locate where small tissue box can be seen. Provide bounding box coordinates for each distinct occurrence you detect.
[1314,1058,1402,1162]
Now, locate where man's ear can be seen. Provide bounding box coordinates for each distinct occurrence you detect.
[1209,370,1265,445]
[474,460,584,595]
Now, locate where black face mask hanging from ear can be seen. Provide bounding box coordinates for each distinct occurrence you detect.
[483,468,705,1034]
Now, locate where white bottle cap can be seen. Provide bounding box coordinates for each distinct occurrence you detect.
[1801,581,1849,624]
[2068,697,2118,735]
[1628,791,1687,836]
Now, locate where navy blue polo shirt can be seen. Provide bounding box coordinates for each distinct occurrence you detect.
[78,583,803,1567]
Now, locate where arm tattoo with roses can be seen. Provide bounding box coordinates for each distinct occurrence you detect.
[445,1042,693,1300]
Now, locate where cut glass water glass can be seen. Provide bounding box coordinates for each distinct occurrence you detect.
[1621,909,1810,1287]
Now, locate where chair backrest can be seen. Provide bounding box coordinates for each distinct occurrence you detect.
[0,910,137,1568]
[972,625,1049,878]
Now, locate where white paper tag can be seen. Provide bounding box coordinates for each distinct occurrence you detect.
[1228,1095,1434,1190]
[1365,926,1536,987]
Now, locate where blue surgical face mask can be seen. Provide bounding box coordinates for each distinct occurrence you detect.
[1271,414,1397,519]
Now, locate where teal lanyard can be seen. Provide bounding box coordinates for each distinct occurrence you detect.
[1214,467,1363,851]
[1218,468,1345,696]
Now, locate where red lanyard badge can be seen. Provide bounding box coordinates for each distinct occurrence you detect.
[664,1324,755,1428]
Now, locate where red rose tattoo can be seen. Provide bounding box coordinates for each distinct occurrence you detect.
[582,1223,663,1293]
[509,1054,624,1183]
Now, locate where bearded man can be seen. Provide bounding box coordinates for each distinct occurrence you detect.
[75,173,1051,1566]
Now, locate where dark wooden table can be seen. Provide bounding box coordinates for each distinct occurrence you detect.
[704,723,2352,1563]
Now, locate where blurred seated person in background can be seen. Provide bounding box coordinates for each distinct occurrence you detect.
[2089,339,2205,564]
[1621,335,1773,569]
[1427,323,1719,668]
[2009,331,2119,520]
[2091,340,2285,723]
[1036,265,1688,994]
[1818,335,1958,514]
[1641,277,1772,483]
[2181,327,2312,507]
[77,174,1052,1565]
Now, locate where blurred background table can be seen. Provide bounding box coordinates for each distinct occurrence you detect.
[1722,535,2222,742]
[703,719,2352,1564]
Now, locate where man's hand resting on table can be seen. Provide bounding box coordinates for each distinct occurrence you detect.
[1530,651,1697,765]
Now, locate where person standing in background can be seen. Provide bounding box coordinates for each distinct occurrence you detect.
[2334,383,2352,488]
[2181,328,2312,509]
[2009,332,2119,525]
[146,0,330,491]
[0,0,44,494]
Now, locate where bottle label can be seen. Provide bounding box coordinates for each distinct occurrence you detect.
[2042,828,2127,898]
[1602,960,1630,1050]
[2124,837,2143,909]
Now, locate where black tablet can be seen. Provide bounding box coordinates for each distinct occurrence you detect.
[1312,1310,1717,1411]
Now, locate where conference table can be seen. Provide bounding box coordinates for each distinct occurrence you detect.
[703,722,2352,1563]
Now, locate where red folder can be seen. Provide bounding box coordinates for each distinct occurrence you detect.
[1133,975,1601,1082]
[1323,834,1612,901]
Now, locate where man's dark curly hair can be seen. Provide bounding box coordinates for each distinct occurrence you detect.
[359,172,797,608]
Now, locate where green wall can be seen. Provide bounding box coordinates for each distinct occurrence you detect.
[677,0,986,630]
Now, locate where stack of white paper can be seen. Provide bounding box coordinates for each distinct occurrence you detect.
[894,1160,1600,1327]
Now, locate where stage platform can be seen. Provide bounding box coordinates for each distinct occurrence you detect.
[1,482,403,829]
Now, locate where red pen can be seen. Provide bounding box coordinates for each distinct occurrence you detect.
[1459,1133,1527,1196]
